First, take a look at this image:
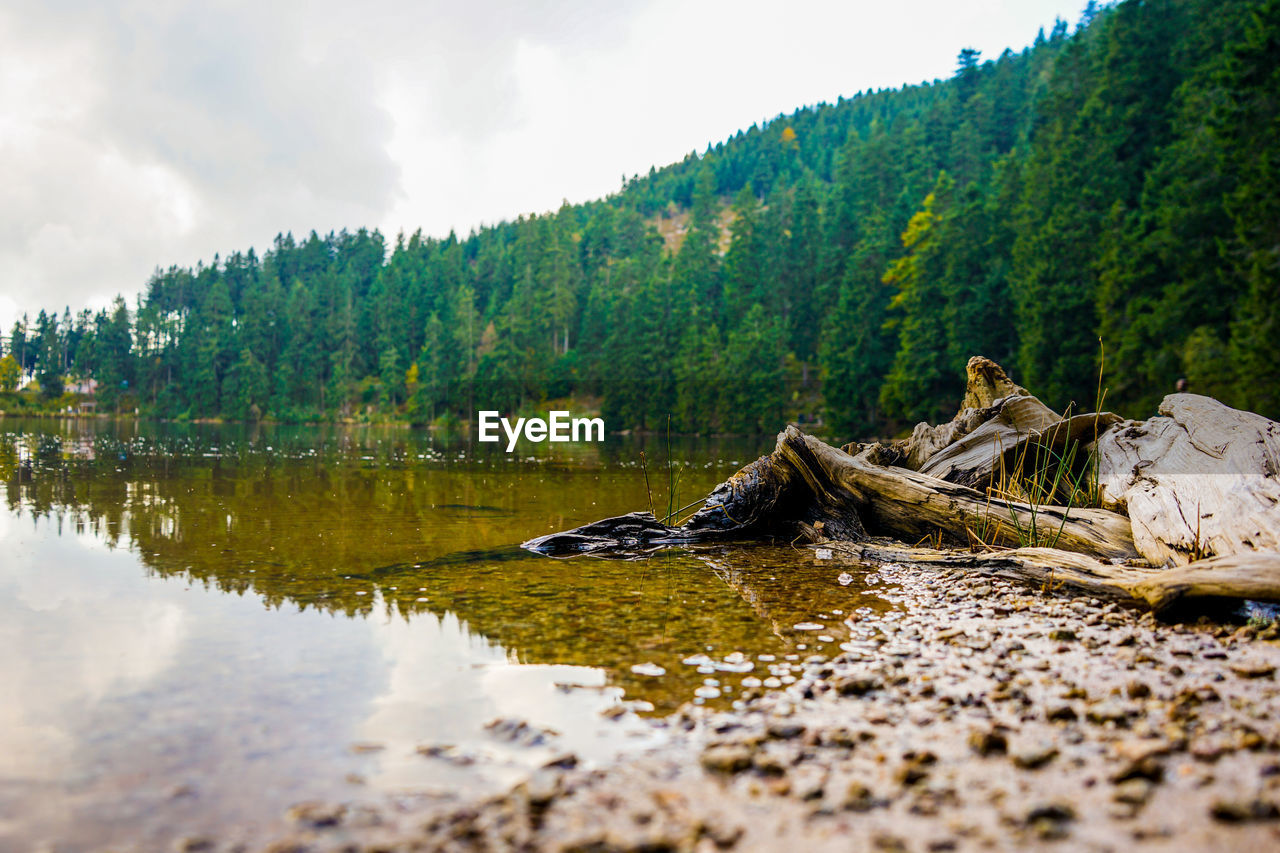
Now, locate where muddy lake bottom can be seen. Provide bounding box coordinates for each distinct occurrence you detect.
[2,419,1278,852]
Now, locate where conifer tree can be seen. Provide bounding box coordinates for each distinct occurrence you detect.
[879,177,955,425]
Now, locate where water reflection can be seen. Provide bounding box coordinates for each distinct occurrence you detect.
[0,418,896,850]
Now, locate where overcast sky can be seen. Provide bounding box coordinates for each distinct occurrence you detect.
[0,0,1089,332]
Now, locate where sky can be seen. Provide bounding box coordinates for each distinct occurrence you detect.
[0,0,1090,333]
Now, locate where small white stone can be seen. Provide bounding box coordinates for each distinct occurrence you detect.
[630,662,666,677]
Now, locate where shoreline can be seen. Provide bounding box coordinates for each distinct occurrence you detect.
[241,551,1280,852]
[0,408,807,439]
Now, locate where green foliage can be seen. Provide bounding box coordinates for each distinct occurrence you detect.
[1220,0,1280,418]
[408,313,446,424]
[222,347,268,421]
[879,179,955,425]
[0,354,19,392]
[724,305,785,433]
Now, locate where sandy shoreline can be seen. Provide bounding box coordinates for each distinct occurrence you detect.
[222,552,1280,852]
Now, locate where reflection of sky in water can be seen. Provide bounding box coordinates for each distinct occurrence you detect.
[0,511,655,851]
[0,420,889,851]
[0,512,190,782]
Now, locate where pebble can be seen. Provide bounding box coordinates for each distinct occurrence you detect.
[700,744,754,775]
[1045,703,1078,722]
[631,662,667,676]
[1229,661,1276,679]
[1111,755,1165,784]
[1011,743,1059,769]
[967,729,1008,756]
[1025,801,1076,839]
[1113,778,1155,806]
[843,780,880,811]
[766,722,806,740]
[1210,798,1280,822]
[833,674,877,696]
[1087,701,1134,726]
[286,801,345,828]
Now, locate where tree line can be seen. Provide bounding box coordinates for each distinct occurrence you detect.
[4,0,1277,435]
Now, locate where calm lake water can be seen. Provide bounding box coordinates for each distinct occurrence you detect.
[0,418,895,851]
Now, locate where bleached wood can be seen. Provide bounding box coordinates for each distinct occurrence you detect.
[1129,552,1280,611]
[527,364,1280,615]
[773,426,1138,561]
[1095,394,1280,566]
[829,541,1156,599]
[827,542,1280,613]
[960,355,1033,410]
[895,357,1046,471]
[918,402,1118,488]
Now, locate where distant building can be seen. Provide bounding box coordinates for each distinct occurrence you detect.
[66,378,98,395]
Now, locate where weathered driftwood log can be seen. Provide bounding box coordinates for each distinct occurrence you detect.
[866,357,1122,499]
[827,542,1280,614]
[528,424,1136,562]
[522,511,687,556]
[891,357,1038,469]
[917,403,1120,489]
[1096,393,1280,566]
[759,426,1138,560]
[1129,552,1280,612]
[961,355,1033,410]
[525,434,870,557]
[524,356,1280,613]
[831,541,1159,601]
[911,394,1057,474]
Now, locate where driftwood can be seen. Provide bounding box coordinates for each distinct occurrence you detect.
[856,357,1123,496]
[918,403,1120,489]
[961,355,1033,410]
[524,357,1280,613]
[773,427,1138,561]
[1096,394,1280,566]
[527,425,1137,562]
[893,358,1044,469]
[1130,552,1280,612]
[522,511,689,556]
[828,542,1280,614]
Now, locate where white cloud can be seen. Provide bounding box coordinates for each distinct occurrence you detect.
[0,0,1086,331]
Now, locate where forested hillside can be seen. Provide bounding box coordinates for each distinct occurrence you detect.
[4,0,1277,435]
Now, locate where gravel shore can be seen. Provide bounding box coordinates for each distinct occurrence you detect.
[251,551,1280,853]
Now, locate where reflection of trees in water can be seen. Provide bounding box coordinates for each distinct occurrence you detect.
[0,424,890,711]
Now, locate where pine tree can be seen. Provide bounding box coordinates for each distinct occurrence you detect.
[879,178,956,425]
[1221,0,1280,416]
[94,298,134,412]
[222,347,268,420]
[819,214,899,439]
[34,310,65,398]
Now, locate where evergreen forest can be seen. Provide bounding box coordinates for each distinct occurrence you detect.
[4,0,1278,438]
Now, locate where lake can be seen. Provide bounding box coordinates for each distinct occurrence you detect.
[0,418,894,851]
